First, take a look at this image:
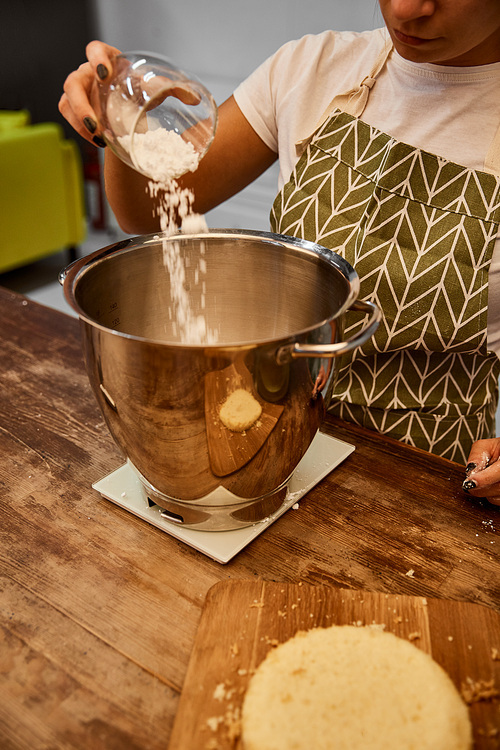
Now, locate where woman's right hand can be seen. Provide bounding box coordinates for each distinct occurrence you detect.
[58,40,122,147]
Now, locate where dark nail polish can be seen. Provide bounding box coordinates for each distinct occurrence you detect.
[97,64,109,80]
[83,116,97,134]
[92,135,106,148]
[462,479,477,493]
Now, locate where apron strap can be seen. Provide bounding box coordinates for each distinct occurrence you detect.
[296,40,393,156]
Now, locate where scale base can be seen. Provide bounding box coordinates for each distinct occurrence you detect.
[92,432,354,564]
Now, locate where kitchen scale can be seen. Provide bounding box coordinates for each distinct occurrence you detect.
[93,431,354,564]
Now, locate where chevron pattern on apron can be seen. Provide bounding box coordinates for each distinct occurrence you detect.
[271,110,500,463]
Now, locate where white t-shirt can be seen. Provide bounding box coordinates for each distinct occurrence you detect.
[233,28,500,357]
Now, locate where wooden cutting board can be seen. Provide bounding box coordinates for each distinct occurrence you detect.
[169,580,500,750]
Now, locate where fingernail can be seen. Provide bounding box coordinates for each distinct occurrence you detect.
[92,135,106,148]
[465,462,477,474]
[462,479,477,493]
[97,64,109,80]
[83,116,97,134]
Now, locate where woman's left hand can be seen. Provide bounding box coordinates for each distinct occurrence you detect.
[463,438,500,504]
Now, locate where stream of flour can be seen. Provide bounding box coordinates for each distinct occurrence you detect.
[119,128,219,344]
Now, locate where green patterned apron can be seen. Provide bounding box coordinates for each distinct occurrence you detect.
[271,43,500,464]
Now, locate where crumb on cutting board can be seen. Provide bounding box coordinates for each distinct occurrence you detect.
[461,677,500,704]
[249,600,264,609]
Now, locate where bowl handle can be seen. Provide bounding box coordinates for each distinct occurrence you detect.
[275,299,381,365]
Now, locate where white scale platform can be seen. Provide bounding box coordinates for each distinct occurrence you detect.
[93,432,354,564]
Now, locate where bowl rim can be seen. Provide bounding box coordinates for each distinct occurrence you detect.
[59,228,360,348]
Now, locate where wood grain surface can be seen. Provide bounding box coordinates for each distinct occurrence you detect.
[1,285,500,748]
[169,580,500,750]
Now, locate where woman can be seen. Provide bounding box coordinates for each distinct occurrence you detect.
[60,0,500,501]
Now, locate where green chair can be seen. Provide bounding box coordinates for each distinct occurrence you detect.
[0,110,86,274]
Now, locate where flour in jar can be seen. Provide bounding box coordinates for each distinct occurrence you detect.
[121,127,218,345]
[118,128,200,183]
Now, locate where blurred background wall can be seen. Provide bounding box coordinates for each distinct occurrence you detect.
[1,0,381,231]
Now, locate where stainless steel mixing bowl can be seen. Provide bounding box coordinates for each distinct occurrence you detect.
[60,229,380,530]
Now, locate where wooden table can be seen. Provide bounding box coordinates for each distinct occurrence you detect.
[1,285,500,749]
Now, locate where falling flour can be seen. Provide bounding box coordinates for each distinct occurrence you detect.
[120,127,218,345]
